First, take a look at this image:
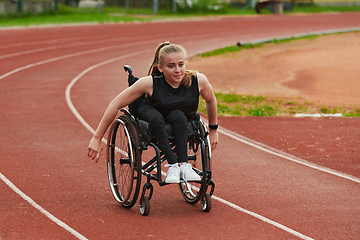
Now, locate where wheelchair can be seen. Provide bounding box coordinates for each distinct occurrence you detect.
[105,65,215,216]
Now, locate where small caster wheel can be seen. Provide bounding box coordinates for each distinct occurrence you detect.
[201,193,212,212]
[140,196,150,216]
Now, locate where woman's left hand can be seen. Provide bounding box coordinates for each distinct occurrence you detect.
[209,129,218,151]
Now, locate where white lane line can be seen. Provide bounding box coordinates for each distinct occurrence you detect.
[241,27,360,45]
[0,30,218,60]
[0,36,132,60]
[0,172,88,240]
[0,39,156,81]
[0,36,87,49]
[65,50,152,138]
[0,44,153,240]
[218,126,360,184]
[0,35,117,50]
[0,46,119,80]
[213,196,313,240]
[66,56,314,240]
[294,113,343,117]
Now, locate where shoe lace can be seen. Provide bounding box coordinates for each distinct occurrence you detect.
[165,164,179,176]
[181,163,192,172]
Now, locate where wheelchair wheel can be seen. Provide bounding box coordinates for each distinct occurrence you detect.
[179,137,210,204]
[139,196,150,216]
[107,115,141,209]
[201,192,212,212]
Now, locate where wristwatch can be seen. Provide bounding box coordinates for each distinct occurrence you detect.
[208,124,218,130]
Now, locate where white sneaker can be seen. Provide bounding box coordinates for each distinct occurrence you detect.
[164,164,180,183]
[180,163,201,181]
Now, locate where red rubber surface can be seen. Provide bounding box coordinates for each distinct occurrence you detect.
[1,13,360,239]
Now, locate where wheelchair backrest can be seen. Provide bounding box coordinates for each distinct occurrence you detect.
[124,65,145,117]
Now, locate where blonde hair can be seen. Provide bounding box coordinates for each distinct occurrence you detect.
[148,42,195,87]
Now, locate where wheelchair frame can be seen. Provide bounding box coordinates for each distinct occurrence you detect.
[105,65,215,216]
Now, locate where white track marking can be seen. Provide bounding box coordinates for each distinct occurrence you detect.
[0,33,206,81]
[0,36,127,60]
[1,26,358,240]
[65,56,315,240]
[0,34,123,50]
[65,50,152,138]
[0,172,88,240]
[0,39,157,81]
[0,36,87,49]
[241,27,360,45]
[213,195,314,240]
[0,30,224,60]
[218,126,360,184]
[295,113,343,117]
[0,35,133,59]
[0,45,151,240]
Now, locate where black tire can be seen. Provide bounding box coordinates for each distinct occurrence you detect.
[107,115,141,209]
[140,196,150,216]
[179,120,211,204]
[201,192,212,212]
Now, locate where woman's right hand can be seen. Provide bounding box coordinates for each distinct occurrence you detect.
[88,136,103,163]
[209,129,218,151]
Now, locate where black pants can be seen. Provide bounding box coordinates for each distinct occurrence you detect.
[137,102,189,165]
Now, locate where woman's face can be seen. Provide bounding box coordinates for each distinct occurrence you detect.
[157,51,186,88]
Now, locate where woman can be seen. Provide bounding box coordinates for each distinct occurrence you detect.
[88,42,218,183]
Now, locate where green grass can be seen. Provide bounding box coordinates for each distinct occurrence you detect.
[1,3,360,27]
[201,35,326,57]
[344,109,360,117]
[201,43,264,57]
[290,3,360,13]
[199,93,360,117]
[0,5,157,27]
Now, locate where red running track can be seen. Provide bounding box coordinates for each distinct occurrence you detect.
[1,13,360,239]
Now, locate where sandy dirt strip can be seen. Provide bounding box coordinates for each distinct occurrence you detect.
[188,32,360,178]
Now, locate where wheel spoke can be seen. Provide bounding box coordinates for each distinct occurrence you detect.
[106,114,142,209]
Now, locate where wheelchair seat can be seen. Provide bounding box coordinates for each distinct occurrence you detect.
[136,114,200,142]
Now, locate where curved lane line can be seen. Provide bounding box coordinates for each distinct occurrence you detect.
[2,25,359,240]
[212,195,313,239]
[0,39,159,81]
[0,45,153,240]
[0,172,88,240]
[65,50,152,138]
[66,55,314,240]
[218,127,360,184]
[240,27,360,45]
[0,37,126,60]
[0,34,123,50]
[0,30,223,60]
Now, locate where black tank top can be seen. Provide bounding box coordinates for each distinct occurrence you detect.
[149,73,199,119]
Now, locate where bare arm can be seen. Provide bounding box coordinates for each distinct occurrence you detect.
[198,73,218,151]
[88,76,152,162]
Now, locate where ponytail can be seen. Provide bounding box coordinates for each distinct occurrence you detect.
[148,42,170,75]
